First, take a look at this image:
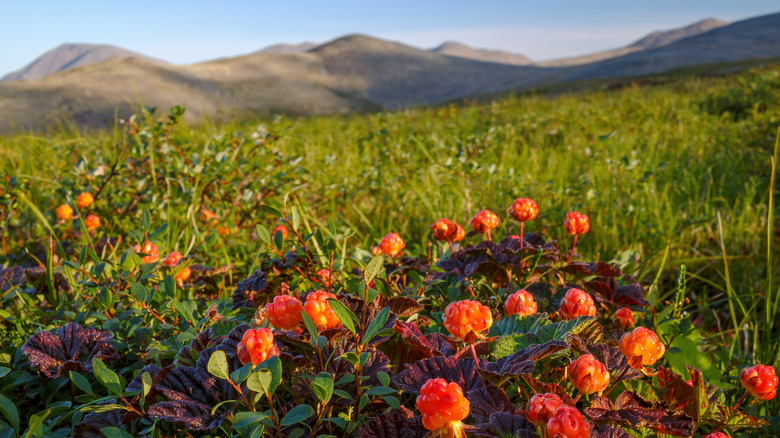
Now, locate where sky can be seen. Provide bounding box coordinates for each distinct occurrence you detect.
[1,0,778,77]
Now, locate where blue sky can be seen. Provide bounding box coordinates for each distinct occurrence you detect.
[1,0,778,77]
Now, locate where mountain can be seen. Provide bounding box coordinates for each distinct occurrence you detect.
[538,17,729,66]
[0,43,167,82]
[431,41,532,65]
[256,42,318,54]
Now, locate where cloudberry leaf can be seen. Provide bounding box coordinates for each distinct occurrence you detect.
[471,412,536,437]
[488,313,551,337]
[717,405,769,430]
[482,340,568,384]
[467,386,513,423]
[584,391,695,437]
[356,407,427,438]
[21,322,118,378]
[592,425,632,438]
[559,262,622,278]
[393,355,486,395]
[147,400,224,431]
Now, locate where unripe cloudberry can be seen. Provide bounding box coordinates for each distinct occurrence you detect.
[546,405,590,438]
[559,288,596,319]
[76,192,94,209]
[432,219,465,243]
[526,393,563,427]
[265,295,303,330]
[236,328,279,366]
[134,241,159,264]
[569,354,610,394]
[56,204,73,220]
[304,290,341,329]
[84,214,100,229]
[470,209,499,234]
[443,300,493,340]
[614,307,635,330]
[508,198,539,223]
[504,290,537,317]
[619,327,666,369]
[379,232,405,257]
[564,212,590,236]
[740,364,778,401]
[416,378,470,432]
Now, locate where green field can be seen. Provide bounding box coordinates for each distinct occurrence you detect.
[0,64,779,437]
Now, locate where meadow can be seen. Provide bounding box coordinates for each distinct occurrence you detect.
[0,64,778,437]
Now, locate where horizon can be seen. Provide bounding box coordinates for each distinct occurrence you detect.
[1,1,778,78]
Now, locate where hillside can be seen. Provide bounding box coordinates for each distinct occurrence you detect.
[255,42,319,54]
[431,41,532,65]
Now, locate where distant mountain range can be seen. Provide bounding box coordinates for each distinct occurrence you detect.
[0,12,778,133]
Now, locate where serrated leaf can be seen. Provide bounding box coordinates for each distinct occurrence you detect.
[207,350,230,380]
[280,405,314,427]
[328,298,357,334]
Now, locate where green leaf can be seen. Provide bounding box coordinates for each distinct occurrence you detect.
[0,367,9,378]
[376,371,390,387]
[141,372,152,408]
[301,310,319,347]
[69,371,92,394]
[327,299,357,334]
[233,411,270,429]
[365,386,396,396]
[100,426,135,438]
[291,206,301,231]
[492,317,597,359]
[383,395,400,409]
[280,405,314,427]
[0,394,19,431]
[141,208,151,231]
[230,363,253,385]
[92,358,122,396]
[256,225,271,245]
[488,313,551,337]
[207,350,230,380]
[311,372,334,404]
[362,307,390,346]
[363,255,385,284]
[246,369,273,395]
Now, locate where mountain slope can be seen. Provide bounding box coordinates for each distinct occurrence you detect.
[0,43,167,82]
[431,41,532,65]
[255,42,318,54]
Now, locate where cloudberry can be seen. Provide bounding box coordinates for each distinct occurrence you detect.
[133,241,159,264]
[614,307,635,330]
[304,290,341,329]
[174,267,191,285]
[84,214,100,229]
[272,225,288,239]
[569,354,610,394]
[546,405,590,438]
[200,209,218,225]
[236,328,279,366]
[470,209,500,234]
[564,212,590,236]
[443,300,493,340]
[265,295,303,330]
[162,251,183,267]
[432,219,465,243]
[379,232,405,257]
[509,198,539,223]
[619,327,666,369]
[416,378,470,432]
[76,192,94,209]
[559,288,596,319]
[704,433,729,438]
[504,290,537,317]
[526,393,563,427]
[315,269,333,287]
[740,364,778,401]
[56,204,73,220]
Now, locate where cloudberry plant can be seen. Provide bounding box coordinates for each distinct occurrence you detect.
[84,214,100,229]
[56,204,73,220]
[470,209,499,240]
[564,211,590,262]
[614,307,635,330]
[526,393,564,427]
[162,251,183,267]
[304,290,341,329]
[265,295,303,330]
[416,378,470,435]
[508,198,538,247]
[443,300,493,340]
[704,433,730,438]
[134,241,159,264]
[546,405,590,438]
[504,289,537,317]
[378,232,405,257]
[569,354,610,394]
[619,327,666,370]
[315,269,333,287]
[76,192,94,209]
[236,328,279,366]
[740,364,778,400]
[559,288,596,319]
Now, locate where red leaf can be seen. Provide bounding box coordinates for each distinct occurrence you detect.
[22,323,118,378]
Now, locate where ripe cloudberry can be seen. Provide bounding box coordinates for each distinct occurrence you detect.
[564,212,590,236]
[200,209,218,225]
[174,267,191,285]
[470,209,500,234]
[504,290,537,317]
[304,290,341,329]
[432,219,465,243]
[740,364,778,401]
[315,269,333,287]
[559,288,596,319]
[56,204,73,220]
[76,192,94,209]
[619,327,666,370]
[614,307,635,330]
[162,251,183,267]
[546,405,590,438]
[134,241,159,264]
[443,300,493,340]
[379,232,405,257]
[526,393,563,427]
[272,225,288,239]
[416,378,470,432]
[84,214,100,229]
[509,198,539,223]
[704,433,729,438]
[569,354,610,394]
[265,295,303,330]
[236,328,279,366]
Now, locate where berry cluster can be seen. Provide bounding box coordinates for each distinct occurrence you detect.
[504,290,537,317]
[236,328,279,366]
[619,327,666,370]
[559,288,596,319]
[304,290,341,329]
[416,378,470,432]
[265,295,303,330]
[443,300,493,340]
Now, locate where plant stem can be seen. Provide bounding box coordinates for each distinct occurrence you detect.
[520,222,525,249]
[567,235,578,263]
